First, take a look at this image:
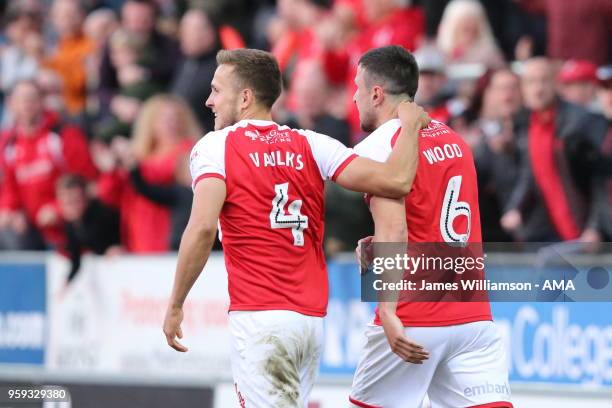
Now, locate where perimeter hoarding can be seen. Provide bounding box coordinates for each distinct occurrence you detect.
[322,259,612,387]
[46,254,232,379]
[0,261,46,365]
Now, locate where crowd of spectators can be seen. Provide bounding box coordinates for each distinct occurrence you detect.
[0,0,609,264]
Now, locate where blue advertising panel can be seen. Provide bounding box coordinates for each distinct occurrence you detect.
[493,303,612,386]
[321,259,612,388]
[321,260,375,375]
[0,263,46,365]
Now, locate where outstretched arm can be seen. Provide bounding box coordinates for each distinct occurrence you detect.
[163,177,226,352]
[335,101,430,198]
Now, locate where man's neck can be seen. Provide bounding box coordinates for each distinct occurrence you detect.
[16,119,40,135]
[374,104,400,129]
[239,107,273,123]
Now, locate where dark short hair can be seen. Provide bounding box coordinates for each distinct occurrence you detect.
[306,0,332,9]
[216,48,282,109]
[358,45,419,100]
[57,174,87,191]
[123,0,158,16]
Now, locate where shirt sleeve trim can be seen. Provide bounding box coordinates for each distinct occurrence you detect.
[193,173,225,188]
[390,127,401,148]
[331,153,358,181]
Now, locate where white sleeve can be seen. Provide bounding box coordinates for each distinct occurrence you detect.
[353,133,393,163]
[303,130,357,181]
[189,131,226,189]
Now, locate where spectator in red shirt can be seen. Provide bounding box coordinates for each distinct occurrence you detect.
[321,0,425,143]
[96,94,199,253]
[270,0,335,117]
[0,80,98,249]
[271,0,332,73]
[501,58,608,244]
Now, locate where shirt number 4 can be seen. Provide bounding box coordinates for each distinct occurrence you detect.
[270,182,309,246]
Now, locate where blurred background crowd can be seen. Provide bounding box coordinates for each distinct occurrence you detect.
[0,0,609,269]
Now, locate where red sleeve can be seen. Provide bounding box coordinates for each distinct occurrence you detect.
[272,32,300,73]
[60,126,99,180]
[96,170,126,209]
[395,8,425,51]
[322,48,350,85]
[0,162,20,210]
[219,25,246,50]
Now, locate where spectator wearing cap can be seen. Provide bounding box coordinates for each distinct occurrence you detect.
[501,57,608,244]
[558,60,600,111]
[414,45,464,124]
[170,8,221,133]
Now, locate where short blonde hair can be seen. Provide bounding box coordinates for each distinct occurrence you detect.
[131,94,201,160]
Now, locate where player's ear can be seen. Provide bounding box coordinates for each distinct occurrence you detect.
[239,88,253,110]
[372,85,384,107]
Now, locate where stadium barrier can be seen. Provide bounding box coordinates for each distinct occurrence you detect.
[0,251,611,407]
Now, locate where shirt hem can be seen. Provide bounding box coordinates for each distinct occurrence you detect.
[373,314,493,327]
[229,304,327,318]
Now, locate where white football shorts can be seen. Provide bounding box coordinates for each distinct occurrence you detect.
[349,320,512,408]
[229,310,324,408]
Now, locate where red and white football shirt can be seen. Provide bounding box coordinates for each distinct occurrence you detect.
[190,119,357,317]
[354,119,492,326]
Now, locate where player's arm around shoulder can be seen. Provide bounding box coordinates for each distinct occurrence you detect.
[335,101,430,198]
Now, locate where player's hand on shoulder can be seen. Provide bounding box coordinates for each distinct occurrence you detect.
[381,311,429,364]
[163,307,188,352]
[398,101,431,131]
